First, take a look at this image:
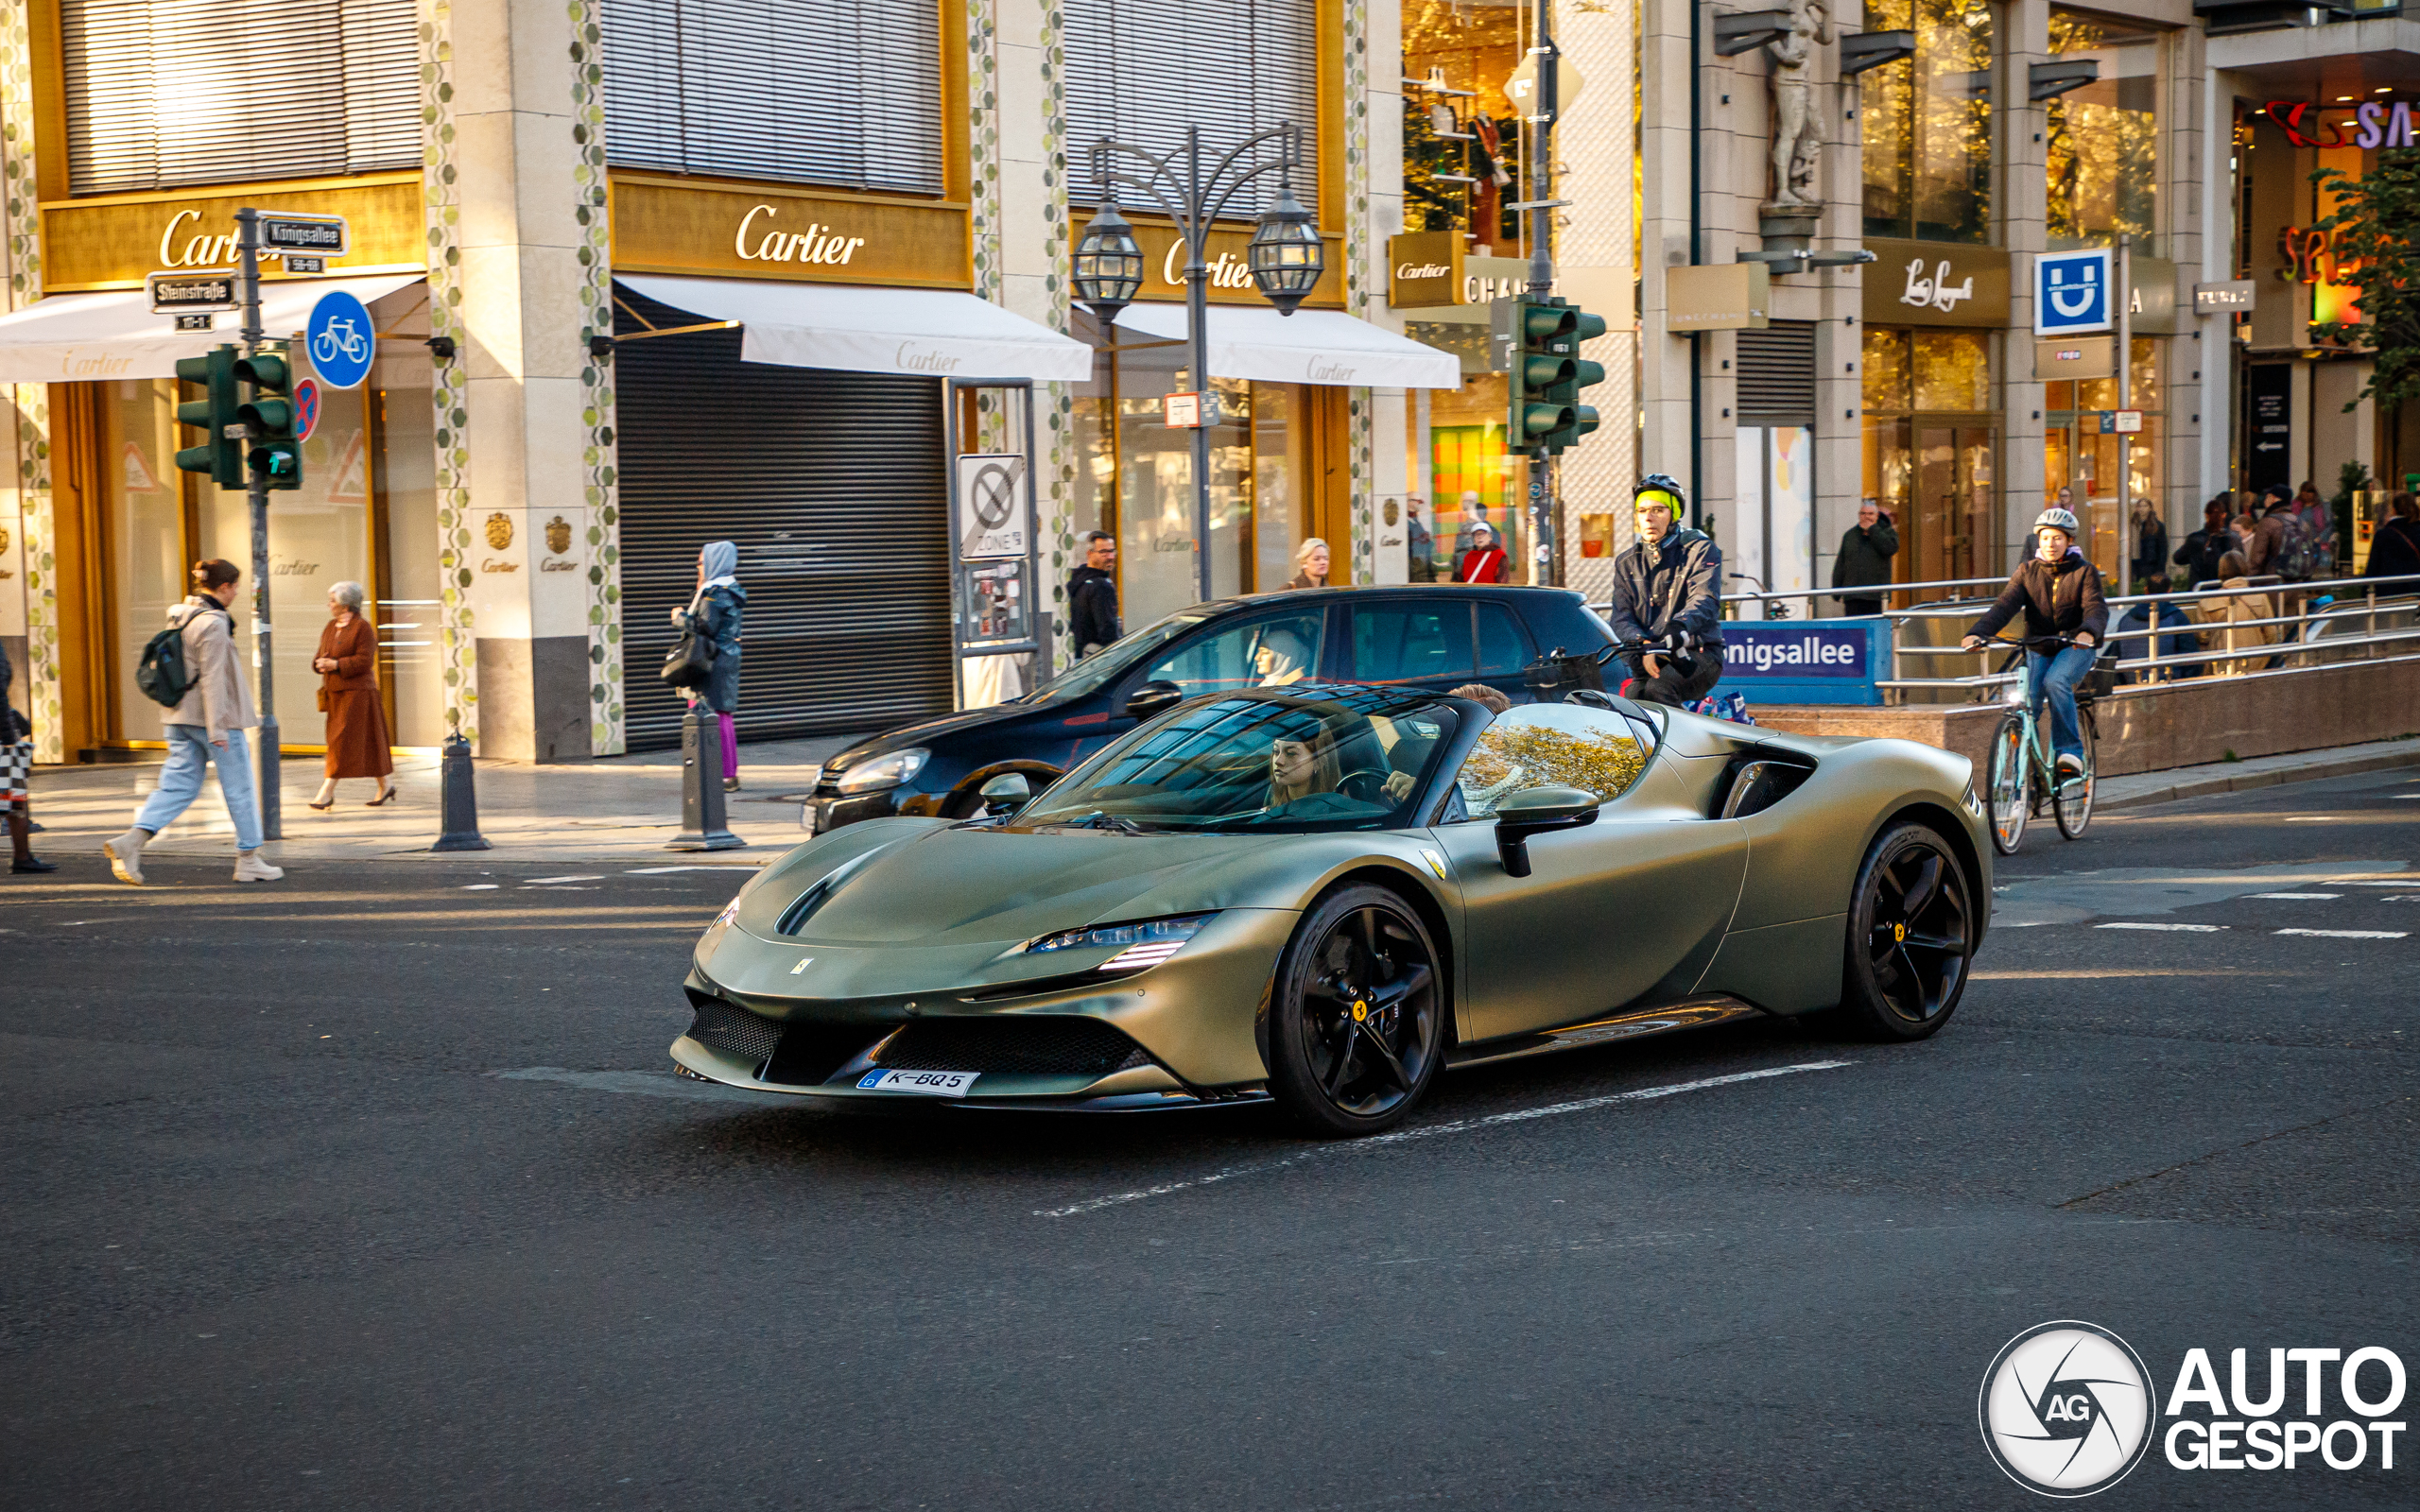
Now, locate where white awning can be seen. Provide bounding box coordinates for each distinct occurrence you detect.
[0,274,425,383]
[1112,303,1461,389]
[616,275,1092,383]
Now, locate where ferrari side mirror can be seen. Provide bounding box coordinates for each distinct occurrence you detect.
[1494,784,1600,878]
[978,772,1032,815]
[1124,679,1184,722]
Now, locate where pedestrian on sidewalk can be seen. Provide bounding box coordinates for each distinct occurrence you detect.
[1829,499,1897,616]
[2198,549,2278,676]
[2173,495,2241,586]
[2129,497,2169,591]
[2361,493,2420,589]
[1067,532,1120,658]
[307,581,394,811]
[1285,538,1331,590]
[1406,499,1436,582]
[1456,524,1506,584]
[669,541,746,791]
[2,639,53,873]
[103,559,283,885]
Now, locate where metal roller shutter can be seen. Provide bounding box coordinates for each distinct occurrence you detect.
[600,0,943,194]
[614,293,953,750]
[61,0,419,196]
[1063,0,1320,218]
[1736,321,1818,427]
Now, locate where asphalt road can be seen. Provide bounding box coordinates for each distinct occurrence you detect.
[5,769,2415,1509]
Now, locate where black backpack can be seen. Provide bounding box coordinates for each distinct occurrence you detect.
[136,618,199,708]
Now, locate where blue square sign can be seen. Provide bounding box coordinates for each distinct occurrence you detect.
[2036,249,2112,335]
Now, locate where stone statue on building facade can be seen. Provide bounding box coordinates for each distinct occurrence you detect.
[1765,0,1832,212]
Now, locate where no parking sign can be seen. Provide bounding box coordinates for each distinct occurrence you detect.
[292,376,322,442]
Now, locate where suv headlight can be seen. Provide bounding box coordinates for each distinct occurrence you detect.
[836,747,930,794]
[1019,913,1217,972]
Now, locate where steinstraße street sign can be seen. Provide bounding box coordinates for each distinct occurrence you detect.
[148,269,239,314]
[304,290,375,390]
[259,213,350,260]
[954,454,1029,561]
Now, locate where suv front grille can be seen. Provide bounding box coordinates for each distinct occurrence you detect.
[684,996,786,1064]
[872,1016,1150,1078]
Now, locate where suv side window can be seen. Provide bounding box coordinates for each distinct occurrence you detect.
[1475,600,1534,675]
[1349,601,1476,684]
[1139,608,1327,696]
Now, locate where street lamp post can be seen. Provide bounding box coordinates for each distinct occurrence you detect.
[1072,123,1323,604]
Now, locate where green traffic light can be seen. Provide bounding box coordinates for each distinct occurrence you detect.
[171,346,244,488]
[233,346,302,490]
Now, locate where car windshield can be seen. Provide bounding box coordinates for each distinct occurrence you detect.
[1017,687,1464,833]
[1021,611,1210,702]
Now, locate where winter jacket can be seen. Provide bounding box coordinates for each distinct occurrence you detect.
[2246,506,2293,577]
[679,583,745,713]
[164,596,256,736]
[1830,520,1899,593]
[1967,550,2109,649]
[2173,525,2241,586]
[2363,518,2420,587]
[1066,564,1120,656]
[1455,547,1505,584]
[2130,516,2169,586]
[1609,527,1725,650]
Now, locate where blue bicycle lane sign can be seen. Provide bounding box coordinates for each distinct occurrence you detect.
[2035,249,2112,336]
[305,289,375,389]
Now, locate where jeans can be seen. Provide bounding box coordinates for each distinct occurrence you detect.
[2025,644,2096,764]
[136,725,262,851]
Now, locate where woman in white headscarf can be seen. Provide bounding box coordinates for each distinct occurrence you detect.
[1253,626,1312,686]
[670,541,747,789]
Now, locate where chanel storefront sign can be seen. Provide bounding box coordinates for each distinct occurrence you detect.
[1861,239,2011,328]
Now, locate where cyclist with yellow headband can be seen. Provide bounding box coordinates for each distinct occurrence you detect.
[1608,474,1726,707]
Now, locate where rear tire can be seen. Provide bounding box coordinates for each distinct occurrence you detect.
[1835,822,1976,1042]
[2053,705,2097,840]
[1984,713,2029,856]
[1267,885,1444,1137]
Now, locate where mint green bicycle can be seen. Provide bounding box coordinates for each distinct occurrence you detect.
[1981,637,2103,855]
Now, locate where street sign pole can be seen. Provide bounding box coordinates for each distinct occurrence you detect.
[235,207,280,842]
[2115,233,2132,604]
[1526,0,1558,586]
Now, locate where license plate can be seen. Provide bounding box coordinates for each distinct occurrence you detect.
[856,1069,978,1096]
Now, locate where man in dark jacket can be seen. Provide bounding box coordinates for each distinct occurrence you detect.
[1067,532,1121,658]
[1961,507,2108,783]
[2245,485,2298,578]
[1829,499,1898,616]
[2172,495,2241,585]
[1609,474,1725,707]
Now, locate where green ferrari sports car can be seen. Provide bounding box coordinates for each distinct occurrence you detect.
[672,683,1991,1135]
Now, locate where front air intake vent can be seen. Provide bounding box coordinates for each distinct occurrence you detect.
[872,1017,1150,1078]
[684,995,786,1064]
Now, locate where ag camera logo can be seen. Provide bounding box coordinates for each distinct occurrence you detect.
[1979,1321,2156,1497]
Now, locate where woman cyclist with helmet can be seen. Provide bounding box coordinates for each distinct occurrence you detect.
[1961,507,2108,785]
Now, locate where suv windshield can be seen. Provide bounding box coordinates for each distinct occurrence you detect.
[1017,687,1464,833]
[1024,611,1210,702]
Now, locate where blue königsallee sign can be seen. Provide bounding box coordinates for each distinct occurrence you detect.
[1719,618,1889,705]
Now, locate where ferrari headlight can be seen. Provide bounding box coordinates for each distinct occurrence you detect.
[836,747,929,795]
[699,866,773,956]
[1022,913,1217,972]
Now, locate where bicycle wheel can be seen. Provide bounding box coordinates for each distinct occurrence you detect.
[1985,711,2030,855]
[2053,703,2097,840]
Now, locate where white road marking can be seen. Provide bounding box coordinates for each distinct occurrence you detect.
[2273,928,2408,940]
[623,865,737,874]
[2285,816,2336,822]
[2249,892,2342,900]
[2095,922,2227,933]
[459,884,498,890]
[523,874,605,884]
[1036,1060,1856,1219]
[2396,794,2420,799]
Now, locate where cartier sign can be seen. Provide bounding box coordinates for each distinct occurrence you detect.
[1388,231,1462,309]
[610,172,969,289]
[1861,238,2011,328]
[43,174,421,293]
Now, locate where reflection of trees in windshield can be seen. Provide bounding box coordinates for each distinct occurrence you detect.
[1461,726,1646,813]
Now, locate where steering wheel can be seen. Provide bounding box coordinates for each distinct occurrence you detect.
[1336,767,1394,804]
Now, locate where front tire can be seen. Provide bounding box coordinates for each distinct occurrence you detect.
[1836,822,1975,1042]
[1984,712,2029,856]
[2053,705,2097,840]
[1268,885,1444,1137]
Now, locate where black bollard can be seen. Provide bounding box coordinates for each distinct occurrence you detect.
[431,733,492,851]
[667,704,744,851]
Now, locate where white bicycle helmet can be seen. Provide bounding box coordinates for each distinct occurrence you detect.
[2034,507,2081,536]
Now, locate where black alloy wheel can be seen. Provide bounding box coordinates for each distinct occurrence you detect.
[1269,885,1443,1136]
[2052,705,2098,840]
[1836,822,1974,1041]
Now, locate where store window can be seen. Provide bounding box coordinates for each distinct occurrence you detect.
[2044,337,2163,576]
[1861,328,1998,593]
[2045,11,2159,252]
[1426,373,1525,582]
[62,0,420,196]
[1400,0,1529,251]
[602,0,944,193]
[1861,0,1994,244]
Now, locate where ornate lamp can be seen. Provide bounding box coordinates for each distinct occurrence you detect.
[1247,172,1323,316]
[1071,198,1145,322]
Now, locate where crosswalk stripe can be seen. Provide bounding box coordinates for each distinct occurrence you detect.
[2273,928,2408,940]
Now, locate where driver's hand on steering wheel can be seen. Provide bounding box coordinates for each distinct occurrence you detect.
[1382,770,1415,801]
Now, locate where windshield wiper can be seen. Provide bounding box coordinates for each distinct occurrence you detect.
[1071,810,1147,834]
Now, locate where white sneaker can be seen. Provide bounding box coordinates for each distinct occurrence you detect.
[103,829,148,885]
[233,850,285,883]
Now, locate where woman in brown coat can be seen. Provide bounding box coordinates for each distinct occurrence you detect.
[308,580,394,808]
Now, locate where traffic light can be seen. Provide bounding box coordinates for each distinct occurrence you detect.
[173,345,243,488]
[1508,297,1576,453]
[234,350,302,490]
[1540,305,1607,455]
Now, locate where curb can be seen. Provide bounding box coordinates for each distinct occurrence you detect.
[2100,744,2420,812]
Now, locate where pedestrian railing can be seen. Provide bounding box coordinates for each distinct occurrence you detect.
[1588,571,2420,704]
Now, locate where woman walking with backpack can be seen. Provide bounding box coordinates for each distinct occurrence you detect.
[103,559,283,885]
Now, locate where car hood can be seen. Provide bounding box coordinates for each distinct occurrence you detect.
[736,820,1305,949]
[829,699,1069,768]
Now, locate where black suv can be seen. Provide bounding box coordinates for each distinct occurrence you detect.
[802,584,1616,835]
